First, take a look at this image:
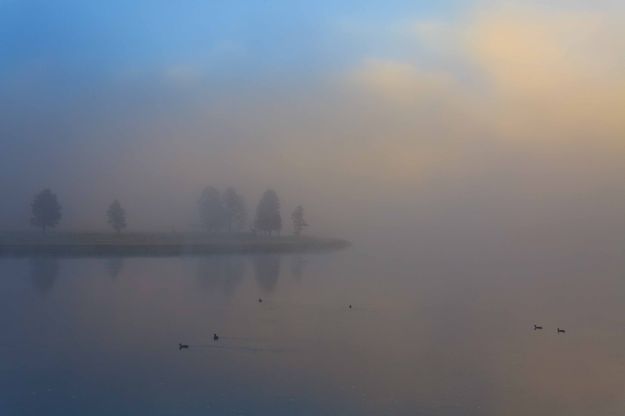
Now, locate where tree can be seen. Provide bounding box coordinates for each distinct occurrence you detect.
[107,200,127,233]
[30,188,62,232]
[234,195,247,231]
[254,189,281,235]
[198,187,224,232]
[222,187,247,232]
[291,205,308,236]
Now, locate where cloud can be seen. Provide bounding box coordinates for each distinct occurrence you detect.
[326,0,625,244]
[348,58,454,102]
[467,3,625,143]
[163,65,204,86]
[348,1,625,148]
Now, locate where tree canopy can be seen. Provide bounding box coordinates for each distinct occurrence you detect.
[291,205,308,236]
[107,200,127,233]
[30,188,62,232]
[254,189,281,235]
[222,187,247,232]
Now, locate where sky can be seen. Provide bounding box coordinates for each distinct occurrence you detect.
[1,0,624,249]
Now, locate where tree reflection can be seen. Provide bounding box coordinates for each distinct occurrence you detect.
[253,255,281,293]
[197,255,246,296]
[290,255,306,281]
[222,256,246,297]
[106,257,124,280]
[29,257,60,294]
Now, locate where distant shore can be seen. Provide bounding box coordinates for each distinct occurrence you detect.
[0,232,350,257]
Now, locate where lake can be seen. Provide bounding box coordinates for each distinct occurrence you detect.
[1,245,624,415]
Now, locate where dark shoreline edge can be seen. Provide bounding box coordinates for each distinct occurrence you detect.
[0,236,351,258]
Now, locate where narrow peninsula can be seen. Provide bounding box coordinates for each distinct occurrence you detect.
[0,232,350,257]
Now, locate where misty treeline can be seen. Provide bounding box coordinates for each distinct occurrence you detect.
[28,187,308,236]
[198,187,308,236]
[198,187,246,233]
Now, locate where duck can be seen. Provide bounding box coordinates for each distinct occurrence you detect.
[533,324,543,330]
[178,343,189,350]
[213,333,220,341]
[557,328,566,334]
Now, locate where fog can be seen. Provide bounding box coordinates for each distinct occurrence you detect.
[4,4,625,414]
[1,0,625,257]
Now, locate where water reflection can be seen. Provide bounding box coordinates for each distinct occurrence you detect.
[290,255,306,281]
[252,255,281,293]
[1,250,624,415]
[28,257,60,294]
[222,256,246,297]
[105,257,125,280]
[196,256,246,296]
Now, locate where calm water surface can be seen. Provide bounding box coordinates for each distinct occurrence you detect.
[1,245,625,415]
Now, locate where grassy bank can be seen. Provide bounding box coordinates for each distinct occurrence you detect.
[0,232,350,257]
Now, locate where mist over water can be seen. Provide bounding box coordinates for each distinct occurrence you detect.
[2,0,625,414]
[2,249,625,415]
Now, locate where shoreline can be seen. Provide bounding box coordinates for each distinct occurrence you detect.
[0,232,350,257]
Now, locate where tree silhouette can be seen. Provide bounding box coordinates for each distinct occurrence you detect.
[222,187,247,232]
[254,190,281,236]
[291,205,308,236]
[30,189,62,232]
[198,187,224,232]
[107,200,127,233]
